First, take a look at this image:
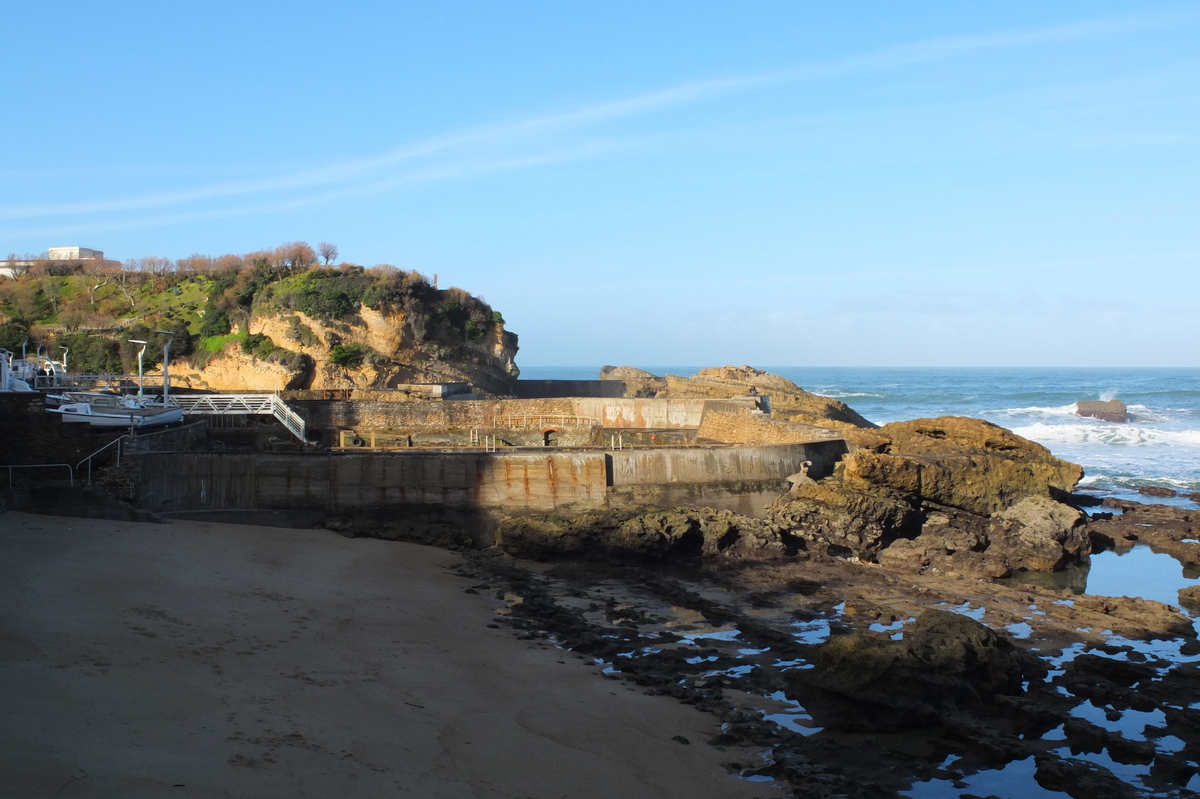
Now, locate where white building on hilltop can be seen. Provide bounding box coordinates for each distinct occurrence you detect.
[48,246,104,260]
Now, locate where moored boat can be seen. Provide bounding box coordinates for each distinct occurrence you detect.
[46,393,185,429]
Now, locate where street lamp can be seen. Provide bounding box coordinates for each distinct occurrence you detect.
[129,340,148,397]
[153,330,174,406]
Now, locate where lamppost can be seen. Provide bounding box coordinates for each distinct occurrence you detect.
[129,339,148,397]
[153,330,174,406]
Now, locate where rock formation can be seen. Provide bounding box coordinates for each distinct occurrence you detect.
[770,417,1088,577]
[1076,399,1128,423]
[495,508,798,562]
[599,364,877,429]
[599,366,665,398]
[790,609,1029,732]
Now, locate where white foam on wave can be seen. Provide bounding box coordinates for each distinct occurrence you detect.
[1126,404,1174,423]
[990,403,1080,419]
[1012,422,1200,449]
[814,390,885,399]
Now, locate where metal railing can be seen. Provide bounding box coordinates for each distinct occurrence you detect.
[3,463,74,488]
[35,373,162,391]
[76,435,132,486]
[171,394,307,442]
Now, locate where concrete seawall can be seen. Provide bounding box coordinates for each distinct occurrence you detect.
[133,439,847,517]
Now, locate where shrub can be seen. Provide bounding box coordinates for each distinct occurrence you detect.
[328,342,370,369]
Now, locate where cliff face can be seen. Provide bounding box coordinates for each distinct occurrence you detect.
[179,306,518,394]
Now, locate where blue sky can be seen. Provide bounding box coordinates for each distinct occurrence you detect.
[3,2,1197,367]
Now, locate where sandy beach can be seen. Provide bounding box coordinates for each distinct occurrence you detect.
[0,511,773,798]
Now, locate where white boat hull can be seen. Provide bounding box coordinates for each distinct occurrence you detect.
[48,404,185,429]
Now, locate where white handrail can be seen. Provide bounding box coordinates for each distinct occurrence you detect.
[172,394,307,442]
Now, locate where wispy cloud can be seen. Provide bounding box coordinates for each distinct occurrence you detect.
[2,7,1193,233]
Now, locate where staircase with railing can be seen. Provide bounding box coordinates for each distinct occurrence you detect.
[172,394,307,442]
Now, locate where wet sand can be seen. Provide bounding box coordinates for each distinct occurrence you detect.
[0,512,773,798]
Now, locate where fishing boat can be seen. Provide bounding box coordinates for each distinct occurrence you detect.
[46,393,185,429]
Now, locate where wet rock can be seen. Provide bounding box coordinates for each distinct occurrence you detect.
[1071,594,1194,639]
[1076,399,1128,424]
[987,496,1089,572]
[1136,485,1177,498]
[1087,502,1200,567]
[1178,584,1200,612]
[873,497,1088,579]
[789,609,1027,732]
[1034,752,1139,799]
[770,483,917,559]
[842,418,1083,516]
[494,508,796,562]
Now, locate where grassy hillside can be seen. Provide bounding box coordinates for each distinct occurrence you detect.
[0,251,516,381]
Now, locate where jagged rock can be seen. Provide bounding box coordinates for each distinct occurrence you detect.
[790,609,1027,732]
[659,365,877,428]
[876,509,1007,578]
[769,483,917,558]
[599,366,666,398]
[842,417,1083,515]
[1137,485,1177,498]
[1180,585,1200,612]
[1088,502,1200,566]
[873,498,1087,578]
[1076,399,1128,424]
[988,496,1089,572]
[494,508,795,561]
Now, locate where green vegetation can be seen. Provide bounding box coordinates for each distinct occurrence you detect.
[0,241,513,374]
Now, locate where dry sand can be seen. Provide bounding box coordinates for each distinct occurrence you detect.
[0,511,776,798]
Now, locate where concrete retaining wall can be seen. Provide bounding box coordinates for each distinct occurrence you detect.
[136,451,609,513]
[132,440,846,518]
[610,440,846,486]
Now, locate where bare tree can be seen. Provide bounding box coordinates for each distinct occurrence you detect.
[274,241,317,273]
[113,269,142,311]
[318,242,339,266]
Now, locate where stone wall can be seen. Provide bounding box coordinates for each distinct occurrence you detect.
[292,397,579,434]
[0,394,125,484]
[290,397,714,444]
[696,407,843,446]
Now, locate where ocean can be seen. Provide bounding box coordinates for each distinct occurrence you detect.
[519,366,1200,506]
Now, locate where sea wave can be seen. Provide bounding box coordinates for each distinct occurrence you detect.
[988,403,1080,419]
[816,391,886,399]
[1012,422,1200,449]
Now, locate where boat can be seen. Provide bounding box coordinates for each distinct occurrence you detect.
[0,349,35,392]
[45,393,185,429]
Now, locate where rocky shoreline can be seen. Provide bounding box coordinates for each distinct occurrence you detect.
[455,498,1200,798]
[422,403,1200,798]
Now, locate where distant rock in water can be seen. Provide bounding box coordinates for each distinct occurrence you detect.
[1137,485,1178,498]
[1076,399,1127,423]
